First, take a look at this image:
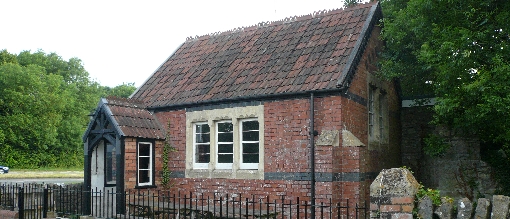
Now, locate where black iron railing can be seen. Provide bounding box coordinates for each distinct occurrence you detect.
[0,183,368,219]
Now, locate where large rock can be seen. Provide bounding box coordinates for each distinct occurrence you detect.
[370,168,420,219]
[491,195,510,219]
[370,168,420,198]
[434,198,453,219]
[474,198,490,219]
[417,196,433,219]
[456,198,473,219]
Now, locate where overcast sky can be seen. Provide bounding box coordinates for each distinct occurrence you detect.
[1,0,353,87]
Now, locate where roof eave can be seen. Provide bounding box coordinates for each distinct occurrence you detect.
[82,98,126,142]
[82,98,108,142]
[336,2,382,90]
[102,100,126,138]
[148,88,345,112]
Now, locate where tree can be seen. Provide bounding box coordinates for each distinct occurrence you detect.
[0,50,106,168]
[0,49,140,168]
[343,0,359,8]
[380,0,510,193]
[105,82,137,98]
[0,63,71,166]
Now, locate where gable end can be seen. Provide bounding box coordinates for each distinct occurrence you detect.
[337,2,382,89]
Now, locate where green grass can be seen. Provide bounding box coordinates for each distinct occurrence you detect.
[0,169,83,179]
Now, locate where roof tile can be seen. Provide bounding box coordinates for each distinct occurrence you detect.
[132,2,379,107]
[103,97,165,139]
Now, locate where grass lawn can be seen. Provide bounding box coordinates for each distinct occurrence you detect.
[0,168,84,179]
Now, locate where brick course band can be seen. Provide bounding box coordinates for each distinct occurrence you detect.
[170,171,378,182]
[262,172,378,182]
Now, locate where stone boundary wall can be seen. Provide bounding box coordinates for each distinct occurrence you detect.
[416,195,510,219]
[0,210,18,219]
[370,168,510,219]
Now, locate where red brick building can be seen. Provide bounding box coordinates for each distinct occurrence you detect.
[83,1,400,211]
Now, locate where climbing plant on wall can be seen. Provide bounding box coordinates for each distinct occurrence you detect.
[161,121,176,189]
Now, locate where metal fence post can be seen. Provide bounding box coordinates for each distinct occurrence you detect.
[43,188,48,218]
[17,187,24,219]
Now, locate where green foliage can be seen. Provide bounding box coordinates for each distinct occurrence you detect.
[416,184,442,206]
[161,121,176,189]
[400,165,414,174]
[0,50,107,168]
[423,134,450,157]
[481,146,510,195]
[0,50,17,65]
[104,82,137,98]
[380,0,510,195]
[343,0,359,8]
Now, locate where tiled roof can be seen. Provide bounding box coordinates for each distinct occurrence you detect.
[132,2,380,108]
[104,97,165,139]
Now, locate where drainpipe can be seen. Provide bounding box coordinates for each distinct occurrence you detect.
[309,92,317,218]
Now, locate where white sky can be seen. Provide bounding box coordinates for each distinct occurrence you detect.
[0,0,351,87]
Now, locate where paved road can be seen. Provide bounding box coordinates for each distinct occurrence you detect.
[0,178,83,185]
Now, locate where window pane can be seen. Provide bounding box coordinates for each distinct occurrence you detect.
[218,122,233,132]
[194,123,210,166]
[195,124,210,143]
[197,144,210,153]
[241,120,259,167]
[242,130,259,141]
[218,132,233,142]
[218,154,233,163]
[243,143,259,153]
[197,154,210,163]
[139,143,151,156]
[139,170,150,183]
[218,144,233,153]
[106,144,116,183]
[196,133,210,143]
[243,154,259,163]
[242,120,259,131]
[196,123,210,133]
[137,142,152,186]
[139,157,150,169]
[196,144,210,163]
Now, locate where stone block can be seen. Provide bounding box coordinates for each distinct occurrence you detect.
[390,213,413,219]
[316,130,339,146]
[456,198,473,219]
[370,168,420,198]
[474,198,490,219]
[491,195,510,219]
[417,196,433,219]
[434,198,453,219]
[342,129,364,147]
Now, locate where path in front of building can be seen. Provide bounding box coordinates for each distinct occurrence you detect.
[0,178,83,184]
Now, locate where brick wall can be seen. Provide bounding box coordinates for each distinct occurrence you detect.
[338,26,402,205]
[121,25,402,212]
[145,93,396,209]
[123,137,165,189]
[124,137,137,189]
[150,97,341,204]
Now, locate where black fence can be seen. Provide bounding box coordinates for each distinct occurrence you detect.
[0,183,369,219]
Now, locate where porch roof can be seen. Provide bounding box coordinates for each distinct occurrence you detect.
[83,97,165,141]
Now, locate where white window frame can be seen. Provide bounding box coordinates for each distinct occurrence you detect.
[193,122,210,169]
[216,120,234,169]
[185,105,265,179]
[239,119,260,169]
[137,142,153,186]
